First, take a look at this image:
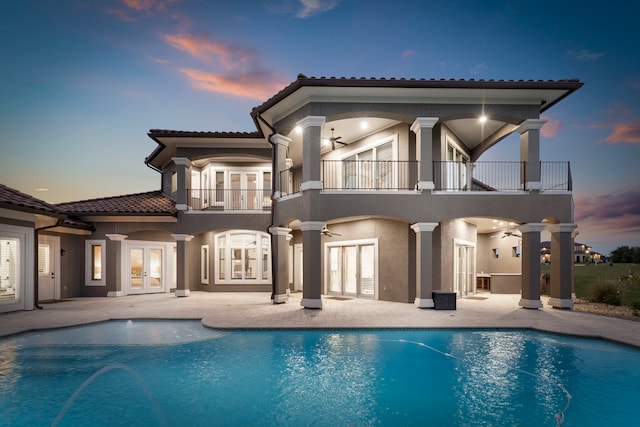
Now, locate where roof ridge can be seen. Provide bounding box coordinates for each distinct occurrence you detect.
[55,189,168,207]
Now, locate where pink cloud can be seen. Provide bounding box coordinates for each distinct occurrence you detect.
[604,121,640,145]
[177,68,287,100]
[297,0,341,18]
[107,0,182,21]
[164,33,255,71]
[402,50,416,59]
[540,114,563,138]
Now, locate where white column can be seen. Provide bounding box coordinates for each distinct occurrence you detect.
[411,117,439,191]
[270,134,291,199]
[172,233,194,297]
[411,222,439,308]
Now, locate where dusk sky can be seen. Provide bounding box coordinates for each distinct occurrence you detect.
[1,0,639,255]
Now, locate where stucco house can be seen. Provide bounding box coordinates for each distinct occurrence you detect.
[2,75,584,313]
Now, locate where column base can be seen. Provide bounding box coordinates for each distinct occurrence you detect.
[273,293,289,304]
[175,289,190,297]
[107,291,125,297]
[519,298,543,309]
[301,298,322,309]
[414,298,434,308]
[548,297,574,309]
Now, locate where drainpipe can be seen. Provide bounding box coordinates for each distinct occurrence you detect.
[257,113,278,301]
[34,218,65,309]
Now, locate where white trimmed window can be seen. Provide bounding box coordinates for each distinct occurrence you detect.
[215,231,271,284]
[201,244,210,284]
[85,240,106,286]
[0,234,21,303]
[342,137,396,189]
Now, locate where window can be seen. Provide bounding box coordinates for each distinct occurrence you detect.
[492,248,499,258]
[445,140,469,191]
[85,240,106,286]
[512,246,521,257]
[343,139,396,189]
[0,235,20,303]
[215,231,271,284]
[201,245,210,284]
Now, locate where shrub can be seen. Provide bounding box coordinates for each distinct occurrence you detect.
[590,283,621,306]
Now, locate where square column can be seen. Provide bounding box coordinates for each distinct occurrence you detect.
[518,223,546,309]
[410,117,439,191]
[172,234,194,297]
[269,226,292,303]
[547,224,577,309]
[105,234,127,297]
[299,221,325,309]
[411,222,439,308]
[297,116,325,191]
[269,134,291,199]
[172,157,192,211]
[516,119,546,190]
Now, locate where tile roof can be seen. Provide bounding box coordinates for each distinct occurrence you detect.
[56,191,177,216]
[251,74,584,116]
[0,183,65,217]
[148,129,261,138]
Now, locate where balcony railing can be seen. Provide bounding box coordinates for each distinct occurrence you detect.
[186,189,271,211]
[277,160,572,194]
[322,160,419,190]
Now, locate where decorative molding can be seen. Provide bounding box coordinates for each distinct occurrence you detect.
[548,297,574,309]
[526,181,542,190]
[269,134,291,147]
[175,203,189,211]
[411,222,439,234]
[546,223,578,234]
[516,119,547,134]
[300,181,323,191]
[410,117,439,133]
[273,294,289,304]
[299,221,326,232]
[518,223,547,234]
[296,116,325,129]
[106,234,128,241]
[269,226,292,236]
[172,157,192,167]
[519,298,543,309]
[107,291,125,297]
[175,289,191,297]
[171,233,195,241]
[414,297,435,308]
[417,181,435,191]
[300,298,322,309]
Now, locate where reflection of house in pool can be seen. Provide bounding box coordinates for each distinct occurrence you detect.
[1,75,584,313]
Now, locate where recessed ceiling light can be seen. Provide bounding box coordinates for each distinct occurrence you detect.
[294,126,302,134]
[479,115,487,124]
[360,121,369,130]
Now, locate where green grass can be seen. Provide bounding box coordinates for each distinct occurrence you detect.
[541,263,640,308]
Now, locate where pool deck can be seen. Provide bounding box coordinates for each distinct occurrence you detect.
[1,292,639,347]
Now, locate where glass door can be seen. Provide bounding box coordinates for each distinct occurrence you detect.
[38,235,59,301]
[229,172,258,210]
[129,246,164,294]
[454,243,475,297]
[327,242,376,298]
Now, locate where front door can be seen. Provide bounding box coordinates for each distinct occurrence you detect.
[129,246,164,294]
[38,235,60,301]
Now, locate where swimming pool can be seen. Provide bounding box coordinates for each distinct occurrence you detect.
[1,321,638,426]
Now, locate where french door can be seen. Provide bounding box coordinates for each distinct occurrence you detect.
[327,241,376,298]
[454,241,475,297]
[229,171,258,210]
[38,235,60,301]
[129,246,164,294]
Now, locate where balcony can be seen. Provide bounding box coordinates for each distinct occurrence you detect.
[186,189,271,211]
[278,160,571,195]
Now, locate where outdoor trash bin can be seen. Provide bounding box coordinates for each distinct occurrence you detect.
[432,291,456,310]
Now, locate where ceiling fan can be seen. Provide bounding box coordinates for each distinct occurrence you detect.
[327,128,347,150]
[502,223,521,238]
[321,225,342,237]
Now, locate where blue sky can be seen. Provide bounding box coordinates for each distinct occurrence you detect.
[1,0,639,255]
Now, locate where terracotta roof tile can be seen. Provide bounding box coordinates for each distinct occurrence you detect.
[0,183,65,217]
[56,191,177,216]
[148,129,261,138]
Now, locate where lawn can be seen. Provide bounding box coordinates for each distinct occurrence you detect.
[541,263,640,308]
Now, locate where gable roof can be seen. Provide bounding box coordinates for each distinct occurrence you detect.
[56,191,177,216]
[0,183,65,218]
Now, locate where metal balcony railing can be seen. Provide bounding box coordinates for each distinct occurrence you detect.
[186,189,271,211]
[322,160,419,190]
[277,160,572,194]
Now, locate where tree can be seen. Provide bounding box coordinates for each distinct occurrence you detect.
[610,246,640,263]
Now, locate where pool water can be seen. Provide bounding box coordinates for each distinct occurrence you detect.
[1,321,639,426]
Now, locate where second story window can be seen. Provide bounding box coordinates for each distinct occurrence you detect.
[343,140,395,190]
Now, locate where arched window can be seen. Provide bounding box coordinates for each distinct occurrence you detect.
[215,230,271,284]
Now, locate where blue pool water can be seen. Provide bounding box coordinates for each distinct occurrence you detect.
[1,321,639,426]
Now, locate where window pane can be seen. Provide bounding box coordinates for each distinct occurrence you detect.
[344,246,357,294]
[130,248,143,289]
[91,244,102,280]
[329,247,341,293]
[38,243,50,274]
[149,249,163,288]
[245,248,256,279]
[360,245,375,296]
[0,237,19,301]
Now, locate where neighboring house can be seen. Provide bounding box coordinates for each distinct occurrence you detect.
[541,241,603,264]
[4,75,584,312]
